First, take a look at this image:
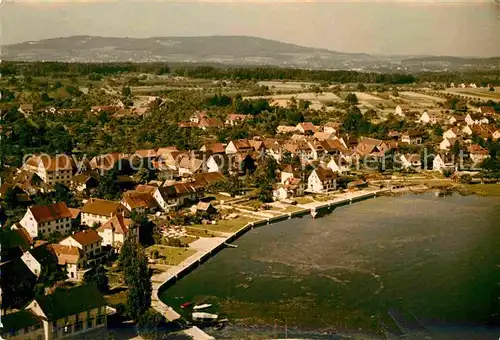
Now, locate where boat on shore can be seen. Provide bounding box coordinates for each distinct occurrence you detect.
[192,312,218,322]
[181,301,192,309]
[193,303,212,310]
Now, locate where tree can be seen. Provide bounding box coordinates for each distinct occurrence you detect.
[122,86,132,97]
[83,265,109,293]
[133,167,151,184]
[94,168,120,200]
[342,106,369,135]
[120,239,152,322]
[258,180,273,203]
[460,174,472,184]
[227,174,242,197]
[490,87,495,92]
[345,93,358,105]
[136,310,165,339]
[356,83,366,92]
[392,89,399,97]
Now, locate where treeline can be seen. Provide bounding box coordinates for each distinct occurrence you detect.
[2,61,499,85]
[0,61,425,84]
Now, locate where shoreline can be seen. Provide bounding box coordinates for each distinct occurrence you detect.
[150,188,388,339]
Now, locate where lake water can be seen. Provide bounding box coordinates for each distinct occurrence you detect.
[161,193,500,339]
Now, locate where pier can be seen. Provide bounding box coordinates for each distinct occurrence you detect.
[151,189,387,338]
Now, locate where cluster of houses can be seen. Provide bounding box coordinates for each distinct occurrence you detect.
[1,283,108,340]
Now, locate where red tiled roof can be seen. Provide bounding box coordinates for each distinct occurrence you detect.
[49,244,82,265]
[29,202,72,224]
[98,215,133,235]
[68,229,102,246]
[81,198,125,217]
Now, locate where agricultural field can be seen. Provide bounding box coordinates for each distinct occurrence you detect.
[398,91,447,107]
[444,87,500,100]
[244,91,341,111]
[257,81,321,91]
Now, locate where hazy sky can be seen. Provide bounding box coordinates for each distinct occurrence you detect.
[2,0,500,57]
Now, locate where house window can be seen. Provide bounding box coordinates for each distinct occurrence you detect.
[74,321,83,332]
[87,319,94,329]
[96,315,105,325]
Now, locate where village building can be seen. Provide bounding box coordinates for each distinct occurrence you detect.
[400,154,422,170]
[418,110,438,125]
[97,215,138,250]
[71,173,99,192]
[400,131,423,145]
[225,113,249,126]
[81,199,128,227]
[468,144,490,165]
[439,137,458,151]
[120,190,158,214]
[443,127,459,140]
[449,115,466,125]
[478,106,496,116]
[355,138,389,157]
[465,113,489,126]
[273,177,305,201]
[296,122,317,134]
[49,243,86,281]
[18,103,34,115]
[199,142,226,155]
[307,167,337,193]
[433,154,457,172]
[153,182,198,212]
[395,104,411,117]
[322,122,341,135]
[326,157,350,174]
[20,243,58,278]
[19,285,108,340]
[59,229,104,265]
[277,125,298,134]
[225,139,254,154]
[23,154,75,187]
[89,153,129,174]
[20,202,72,238]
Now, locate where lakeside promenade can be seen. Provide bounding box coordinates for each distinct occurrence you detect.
[151,188,388,339]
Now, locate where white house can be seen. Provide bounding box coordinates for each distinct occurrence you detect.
[307,167,337,193]
[97,215,138,250]
[440,138,457,151]
[19,202,72,238]
[153,182,197,212]
[273,178,305,201]
[326,157,349,174]
[81,199,129,227]
[462,125,473,136]
[468,144,490,165]
[465,113,489,126]
[22,154,75,186]
[400,154,422,170]
[50,244,85,281]
[205,154,229,173]
[59,229,103,262]
[395,105,410,117]
[443,127,459,140]
[433,155,456,172]
[418,110,438,125]
[225,139,253,154]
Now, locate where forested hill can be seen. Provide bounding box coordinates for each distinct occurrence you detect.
[3,35,375,68]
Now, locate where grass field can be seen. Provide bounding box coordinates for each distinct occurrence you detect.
[194,216,258,233]
[146,245,197,266]
[294,197,315,205]
[105,289,127,307]
[463,184,500,196]
[184,226,223,238]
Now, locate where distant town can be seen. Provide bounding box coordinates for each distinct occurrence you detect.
[1,61,499,339]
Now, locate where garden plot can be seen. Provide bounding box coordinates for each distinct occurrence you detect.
[399,91,446,107]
